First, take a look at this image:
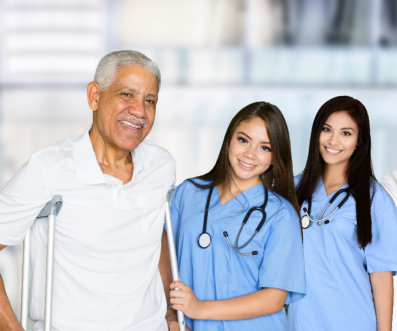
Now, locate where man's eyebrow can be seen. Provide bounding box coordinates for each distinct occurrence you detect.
[115,87,138,93]
[114,88,158,99]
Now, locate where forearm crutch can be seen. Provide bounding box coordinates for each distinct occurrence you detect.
[165,187,186,331]
[20,195,63,331]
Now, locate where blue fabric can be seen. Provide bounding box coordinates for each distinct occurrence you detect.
[288,176,397,331]
[171,179,306,331]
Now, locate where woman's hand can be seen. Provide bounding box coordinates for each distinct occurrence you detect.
[170,282,287,321]
[170,280,204,319]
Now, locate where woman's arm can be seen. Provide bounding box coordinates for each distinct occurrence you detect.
[369,271,393,331]
[170,280,287,320]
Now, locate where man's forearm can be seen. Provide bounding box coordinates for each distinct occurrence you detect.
[0,274,24,330]
[158,229,178,328]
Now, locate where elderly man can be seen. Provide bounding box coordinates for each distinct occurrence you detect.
[0,50,178,330]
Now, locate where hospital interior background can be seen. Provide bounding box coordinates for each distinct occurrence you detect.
[1,0,397,326]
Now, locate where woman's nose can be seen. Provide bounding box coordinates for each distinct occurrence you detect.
[328,132,339,145]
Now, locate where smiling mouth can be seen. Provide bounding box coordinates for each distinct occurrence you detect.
[239,160,256,169]
[120,120,144,129]
[325,147,341,154]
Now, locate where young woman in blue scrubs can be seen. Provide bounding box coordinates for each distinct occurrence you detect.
[169,102,306,331]
[288,96,397,331]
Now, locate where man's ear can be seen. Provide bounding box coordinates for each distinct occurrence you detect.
[87,81,100,111]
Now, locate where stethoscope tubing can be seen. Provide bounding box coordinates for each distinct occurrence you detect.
[302,188,350,229]
[199,184,268,255]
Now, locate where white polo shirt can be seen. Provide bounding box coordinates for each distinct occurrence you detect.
[380,169,397,206]
[0,130,175,331]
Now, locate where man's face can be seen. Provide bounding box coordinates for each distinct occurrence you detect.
[89,65,159,153]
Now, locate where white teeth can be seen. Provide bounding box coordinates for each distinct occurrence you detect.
[121,120,141,129]
[240,160,254,168]
[326,147,340,153]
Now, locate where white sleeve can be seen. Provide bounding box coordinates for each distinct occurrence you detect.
[0,153,51,245]
[380,170,397,206]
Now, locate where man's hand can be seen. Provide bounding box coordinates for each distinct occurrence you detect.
[166,318,179,331]
[166,311,191,331]
[165,311,178,331]
[0,272,24,331]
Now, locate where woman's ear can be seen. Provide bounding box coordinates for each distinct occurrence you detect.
[87,81,100,111]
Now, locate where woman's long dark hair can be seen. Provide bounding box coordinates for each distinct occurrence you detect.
[296,96,375,248]
[192,101,299,215]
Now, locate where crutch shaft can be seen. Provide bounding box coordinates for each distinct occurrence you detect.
[21,231,31,329]
[165,201,186,331]
[20,196,62,331]
[44,214,55,331]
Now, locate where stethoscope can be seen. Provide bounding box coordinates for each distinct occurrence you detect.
[198,185,268,256]
[301,188,350,229]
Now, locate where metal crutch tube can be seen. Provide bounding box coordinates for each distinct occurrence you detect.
[21,195,63,331]
[21,229,31,330]
[165,187,186,331]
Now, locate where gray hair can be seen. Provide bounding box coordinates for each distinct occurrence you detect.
[94,50,161,91]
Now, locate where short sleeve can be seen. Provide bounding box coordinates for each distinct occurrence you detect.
[380,170,397,206]
[258,203,306,304]
[0,153,51,245]
[365,183,397,275]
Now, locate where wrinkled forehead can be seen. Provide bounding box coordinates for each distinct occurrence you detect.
[108,65,159,92]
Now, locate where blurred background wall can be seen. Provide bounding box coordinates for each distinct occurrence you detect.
[1,0,397,326]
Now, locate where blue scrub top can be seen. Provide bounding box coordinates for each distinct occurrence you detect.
[288,176,397,331]
[171,179,306,331]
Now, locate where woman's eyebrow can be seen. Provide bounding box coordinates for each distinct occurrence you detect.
[237,131,271,144]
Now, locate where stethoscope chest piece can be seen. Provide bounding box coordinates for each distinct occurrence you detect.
[301,215,311,229]
[198,232,211,248]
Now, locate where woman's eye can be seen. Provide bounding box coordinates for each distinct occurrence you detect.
[321,127,330,132]
[237,137,248,144]
[261,146,271,152]
[342,131,352,136]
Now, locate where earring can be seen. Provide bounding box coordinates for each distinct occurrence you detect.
[272,177,275,188]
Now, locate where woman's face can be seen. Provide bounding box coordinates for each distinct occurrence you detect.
[228,117,272,190]
[319,111,359,170]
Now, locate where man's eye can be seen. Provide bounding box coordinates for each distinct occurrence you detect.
[121,92,132,97]
[146,99,155,104]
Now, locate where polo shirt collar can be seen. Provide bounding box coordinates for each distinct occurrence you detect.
[72,128,145,185]
[73,129,105,184]
[128,142,145,184]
